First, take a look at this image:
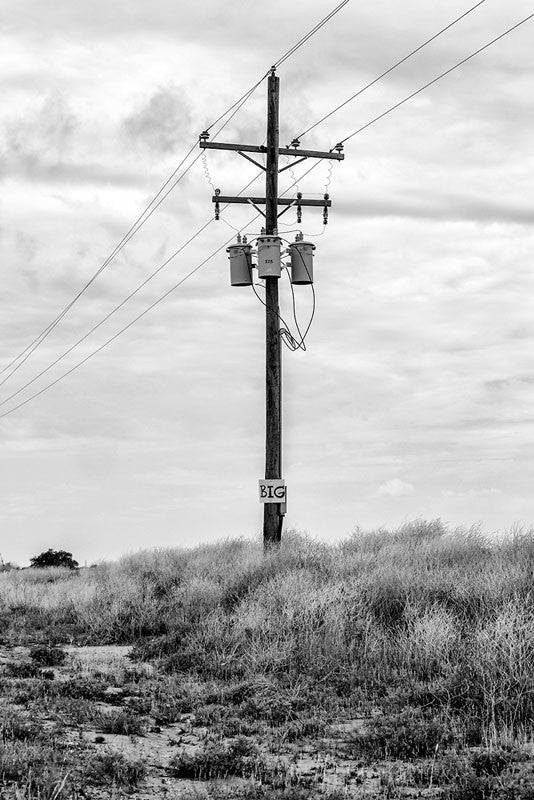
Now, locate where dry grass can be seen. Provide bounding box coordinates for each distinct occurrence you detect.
[1,520,534,797]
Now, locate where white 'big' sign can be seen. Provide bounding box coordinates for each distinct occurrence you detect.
[258,479,286,503]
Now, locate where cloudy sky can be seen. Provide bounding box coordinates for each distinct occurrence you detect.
[1,0,533,565]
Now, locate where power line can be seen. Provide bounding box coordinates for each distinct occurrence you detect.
[205,0,352,133]
[0,4,356,416]
[0,224,260,421]
[336,13,534,147]
[274,0,351,68]
[295,0,486,140]
[0,220,213,411]
[0,141,198,381]
[1,1,353,384]
[0,171,265,411]
[1,87,259,387]
[0,155,323,419]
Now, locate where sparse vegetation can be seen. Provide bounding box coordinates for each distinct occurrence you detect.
[1,520,534,797]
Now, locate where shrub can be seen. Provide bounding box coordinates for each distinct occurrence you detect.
[349,708,454,760]
[99,709,147,737]
[30,646,67,667]
[4,661,41,679]
[169,736,263,780]
[29,550,79,570]
[0,710,41,743]
[85,751,146,790]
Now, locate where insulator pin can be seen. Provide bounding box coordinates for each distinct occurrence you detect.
[296,191,302,224]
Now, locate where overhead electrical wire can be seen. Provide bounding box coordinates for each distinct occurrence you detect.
[0,155,325,419]
[0,140,197,382]
[0,219,213,411]
[0,226,256,421]
[205,0,351,133]
[334,13,534,147]
[1,0,352,386]
[0,89,259,388]
[274,0,351,68]
[294,0,486,141]
[0,170,265,412]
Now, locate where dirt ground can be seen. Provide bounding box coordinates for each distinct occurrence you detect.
[2,642,534,798]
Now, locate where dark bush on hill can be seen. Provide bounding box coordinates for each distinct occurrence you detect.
[29,549,79,570]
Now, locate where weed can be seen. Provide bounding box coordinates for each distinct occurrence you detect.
[55,675,109,701]
[0,709,41,742]
[4,660,41,678]
[98,708,147,736]
[30,645,67,667]
[169,736,263,780]
[84,750,146,789]
[349,708,455,760]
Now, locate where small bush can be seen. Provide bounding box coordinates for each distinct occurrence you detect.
[0,710,41,742]
[30,549,79,570]
[4,660,41,679]
[85,751,146,790]
[350,708,454,760]
[169,736,263,780]
[30,645,67,667]
[56,676,108,701]
[99,709,147,737]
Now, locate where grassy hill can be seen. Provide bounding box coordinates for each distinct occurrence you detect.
[1,520,534,798]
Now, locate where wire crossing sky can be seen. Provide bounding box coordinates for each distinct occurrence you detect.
[1,0,352,385]
[0,0,533,564]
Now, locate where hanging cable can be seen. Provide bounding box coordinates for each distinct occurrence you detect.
[274,0,351,68]
[0,0,356,386]
[204,0,351,133]
[335,13,534,148]
[0,76,263,387]
[0,3,356,414]
[0,140,199,382]
[250,238,316,353]
[1,0,353,383]
[0,147,322,416]
[0,170,265,411]
[294,0,486,141]
[0,213,266,421]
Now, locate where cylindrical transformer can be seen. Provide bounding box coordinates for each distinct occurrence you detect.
[257,236,282,279]
[227,243,253,286]
[290,239,315,284]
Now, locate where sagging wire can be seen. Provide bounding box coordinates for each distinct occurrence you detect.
[282,237,316,352]
[246,236,316,353]
[251,279,307,353]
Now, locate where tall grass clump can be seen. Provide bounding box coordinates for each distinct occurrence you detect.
[2,521,534,746]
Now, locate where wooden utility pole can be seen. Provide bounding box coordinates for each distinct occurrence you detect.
[263,69,282,546]
[199,67,344,549]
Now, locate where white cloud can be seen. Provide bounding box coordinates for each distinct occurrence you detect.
[376,479,415,498]
[1,0,534,563]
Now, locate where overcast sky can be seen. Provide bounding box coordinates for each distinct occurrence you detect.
[1,0,533,565]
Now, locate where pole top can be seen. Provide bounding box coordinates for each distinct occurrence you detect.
[270,66,277,76]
